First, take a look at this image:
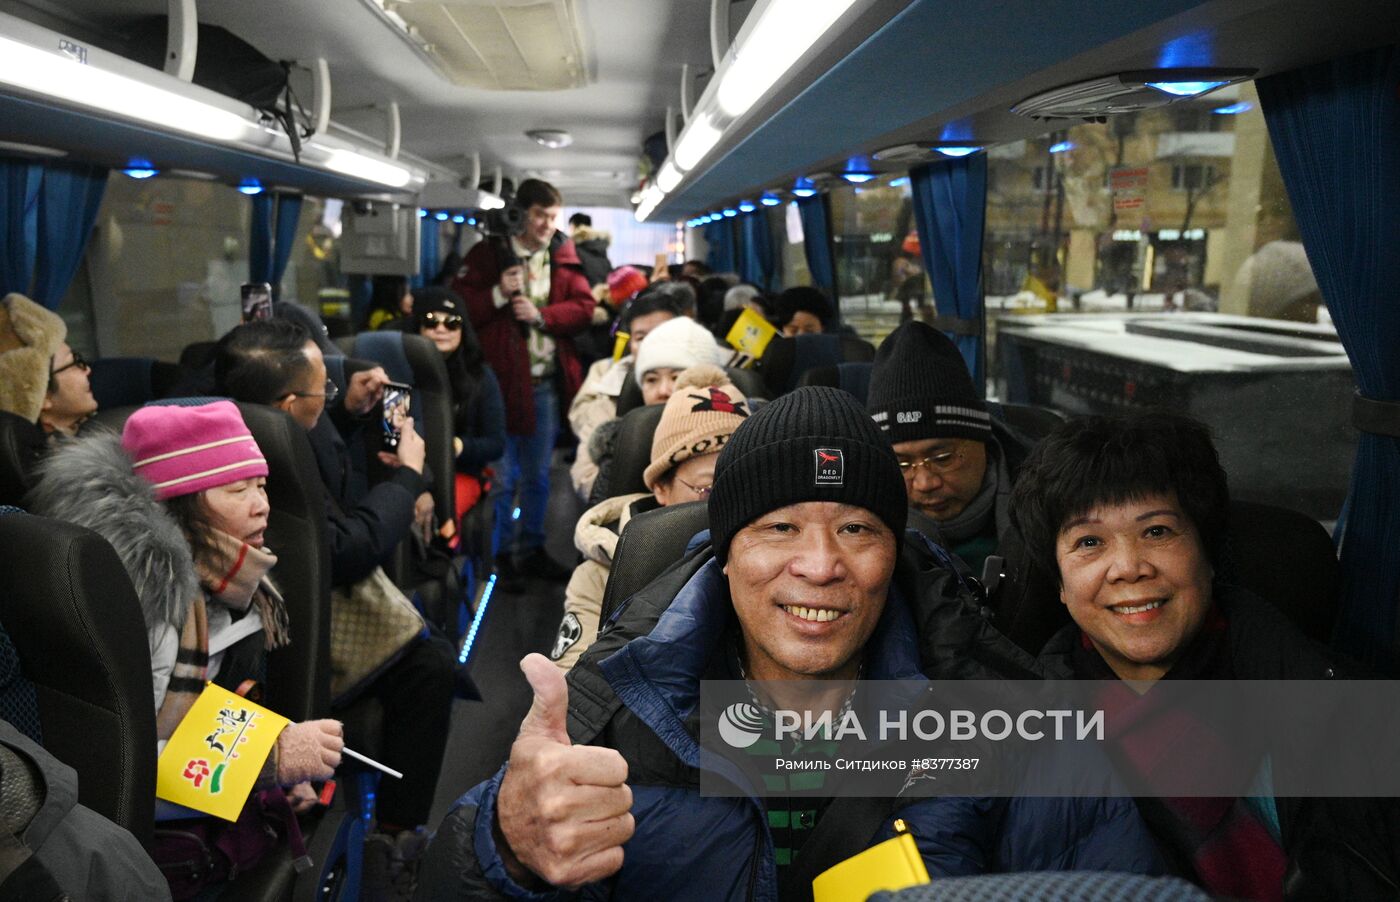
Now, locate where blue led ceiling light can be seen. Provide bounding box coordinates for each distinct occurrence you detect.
[452,214,466,224]
[842,173,877,184]
[933,146,982,158]
[418,208,429,218]
[841,156,876,184]
[237,179,264,195]
[722,208,739,218]
[1212,101,1254,115]
[434,211,450,221]
[1048,141,1075,154]
[887,177,910,188]
[1146,80,1227,97]
[792,177,818,197]
[123,159,158,179]
[760,193,782,207]
[467,217,478,226]
[738,199,757,213]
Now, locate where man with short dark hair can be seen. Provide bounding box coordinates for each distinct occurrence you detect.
[567,212,613,287]
[417,387,1160,900]
[866,320,1061,653]
[453,178,596,585]
[774,286,835,336]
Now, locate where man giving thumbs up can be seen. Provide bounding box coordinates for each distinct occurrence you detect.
[494,654,634,888]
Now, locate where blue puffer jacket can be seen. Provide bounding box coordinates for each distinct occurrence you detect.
[417,547,1164,901]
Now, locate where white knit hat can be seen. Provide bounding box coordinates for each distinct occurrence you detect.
[633,315,727,385]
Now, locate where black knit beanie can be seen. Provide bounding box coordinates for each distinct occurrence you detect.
[866,321,991,444]
[708,385,907,563]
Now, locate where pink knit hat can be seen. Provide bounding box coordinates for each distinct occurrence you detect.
[121,401,268,500]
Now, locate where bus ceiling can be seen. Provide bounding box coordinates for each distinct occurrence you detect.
[0,0,1397,212]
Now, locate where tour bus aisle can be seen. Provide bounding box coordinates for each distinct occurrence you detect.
[428,456,583,825]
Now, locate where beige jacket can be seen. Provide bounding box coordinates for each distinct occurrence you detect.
[549,491,651,671]
[567,355,633,500]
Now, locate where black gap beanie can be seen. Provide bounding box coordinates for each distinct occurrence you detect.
[708,385,907,563]
[866,321,991,444]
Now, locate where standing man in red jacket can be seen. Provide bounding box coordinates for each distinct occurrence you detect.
[453,179,595,588]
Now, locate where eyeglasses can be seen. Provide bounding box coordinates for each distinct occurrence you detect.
[421,312,463,331]
[292,379,340,402]
[51,350,89,375]
[896,447,964,478]
[674,476,714,499]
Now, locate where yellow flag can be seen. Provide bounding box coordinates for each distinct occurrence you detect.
[156,684,290,822]
[612,331,631,362]
[725,308,778,363]
[811,829,930,902]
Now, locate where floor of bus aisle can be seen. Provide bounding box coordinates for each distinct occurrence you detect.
[428,454,585,826]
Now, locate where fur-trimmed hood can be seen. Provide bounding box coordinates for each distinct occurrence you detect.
[0,293,66,424]
[25,430,198,637]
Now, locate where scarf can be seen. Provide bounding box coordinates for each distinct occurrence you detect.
[154,530,291,741]
[1074,611,1287,900]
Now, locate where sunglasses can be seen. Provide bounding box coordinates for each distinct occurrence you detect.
[51,349,90,375]
[421,311,463,331]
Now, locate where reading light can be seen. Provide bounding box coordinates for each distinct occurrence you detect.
[760,193,782,207]
[0,34,253,142]
[1146,80,1226,97]
[418,208,429,218]
[934,146,982,158]
[722,208,738,218]
[452,214,466,224]
[841,156,876,183]
[792,177,818,198]
[738,199,757,213]
[525,129,572,149]
[238,180,264,195]
[123,160,159,179]
[434,211,450,221]
[715,0,860,118]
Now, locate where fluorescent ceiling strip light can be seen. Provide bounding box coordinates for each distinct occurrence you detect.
[716,0,860,118]
[0,34,254,142]
[319,147,414,189]
[655,161,683,192]
[673,112,723,171]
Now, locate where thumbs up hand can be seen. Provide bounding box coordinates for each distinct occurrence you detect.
[495,654,634,889]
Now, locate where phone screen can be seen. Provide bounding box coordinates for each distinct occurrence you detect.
[381,382,412,452]
[241,282,273,323]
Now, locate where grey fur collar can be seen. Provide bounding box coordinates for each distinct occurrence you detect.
[25,430,197,636]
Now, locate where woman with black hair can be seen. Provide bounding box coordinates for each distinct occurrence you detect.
[413,287,507,523]
[368,275,413,331]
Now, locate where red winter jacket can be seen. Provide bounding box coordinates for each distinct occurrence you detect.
[452,232,595,436]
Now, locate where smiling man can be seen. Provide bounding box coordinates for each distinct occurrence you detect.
[417,387,1162,901]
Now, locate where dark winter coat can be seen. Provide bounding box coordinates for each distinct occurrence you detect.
[451,231,596,436]
[1039,586,1400,900]
[416,534,1164,901]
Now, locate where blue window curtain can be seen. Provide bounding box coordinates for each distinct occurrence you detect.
[1,159,107,308]
[796,195,835,296]
[249,192,303,296]
[0,160,44,300]
[32,163,107,308]
[415,217,440,289]
[704,218,737,275]
[909,154,988,391]
[1257,46,1400,670]
[738,210,776,291]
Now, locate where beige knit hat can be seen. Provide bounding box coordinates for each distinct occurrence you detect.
[0,293,66,423]
[643,364,751,490]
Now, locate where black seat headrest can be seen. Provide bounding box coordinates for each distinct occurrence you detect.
[797,362,873,403]
[0,413,45,507]
[994,403,1067,442]
[1224,500,1338,644]
[0,512,156,844]
[760,334,873,396]
[607,405,666,498]
[599,501,710,625]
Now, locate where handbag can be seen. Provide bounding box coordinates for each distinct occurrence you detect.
[329,565,426,705]
[152,788,308,901]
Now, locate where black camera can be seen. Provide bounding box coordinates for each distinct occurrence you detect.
[480,203,525,238]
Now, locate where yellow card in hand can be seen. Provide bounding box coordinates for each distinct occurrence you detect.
[811,823,930,902]
[612,331,630,362]
[725,308,778,362]
[156,684,290,821]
